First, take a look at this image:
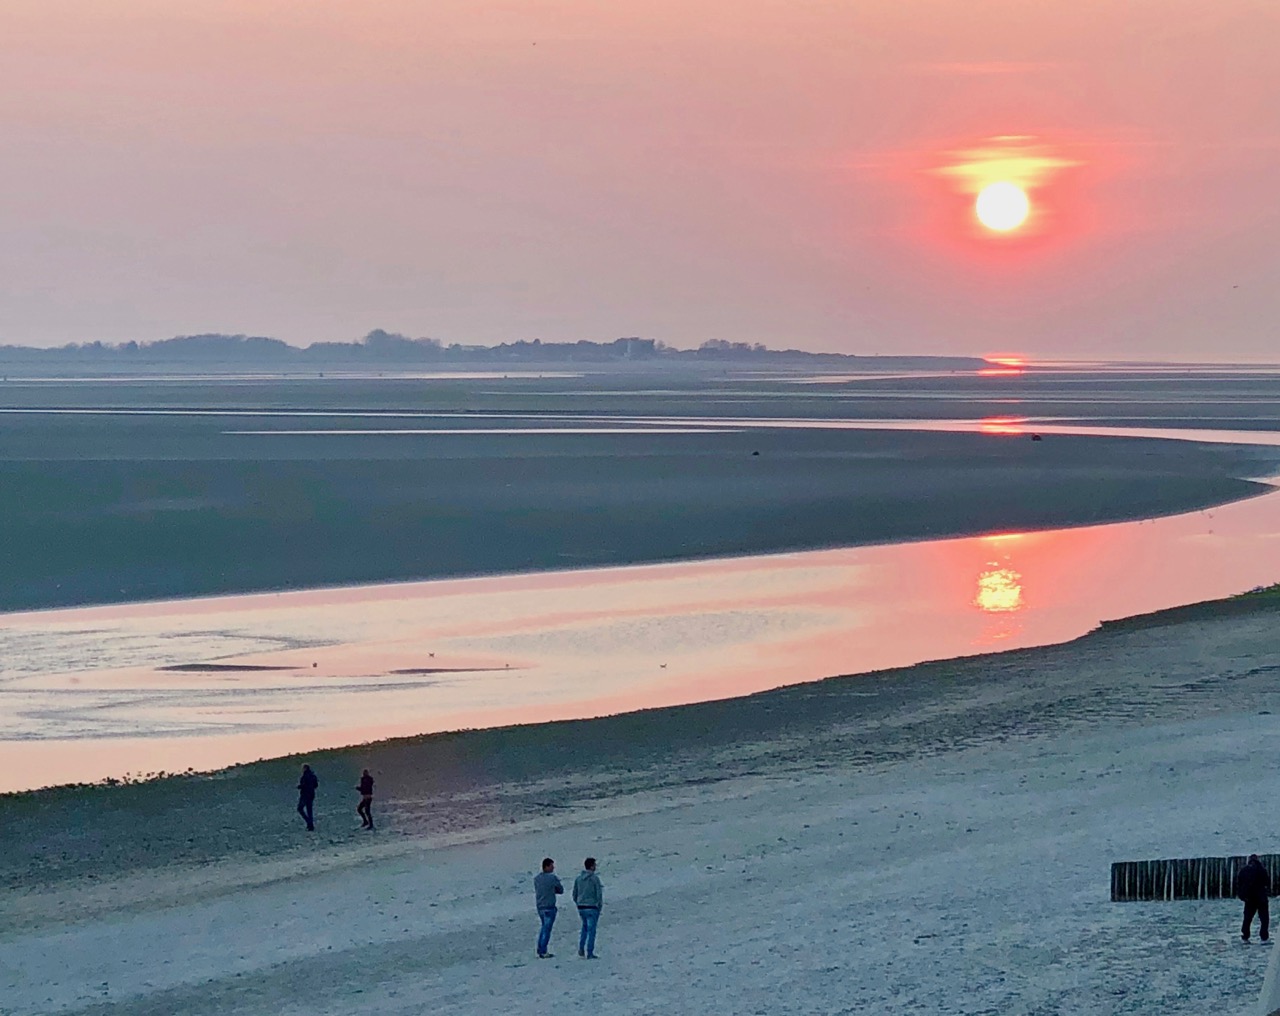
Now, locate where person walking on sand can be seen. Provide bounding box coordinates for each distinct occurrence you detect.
[534,857,564,958]
[1236,854,1271,942]
[573,857,604,959]
[356,769,375,830]
[296,764,318,832]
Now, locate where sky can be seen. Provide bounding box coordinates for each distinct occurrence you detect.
[2,0,1278,360]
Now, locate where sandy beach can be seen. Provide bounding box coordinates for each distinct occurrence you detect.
[3,588,1278,1014]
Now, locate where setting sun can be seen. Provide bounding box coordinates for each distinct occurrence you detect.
[975,181,1030,232]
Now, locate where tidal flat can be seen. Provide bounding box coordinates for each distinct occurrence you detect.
[1,367,1277,612]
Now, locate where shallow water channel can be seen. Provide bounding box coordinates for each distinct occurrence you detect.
[2,421,1279,793]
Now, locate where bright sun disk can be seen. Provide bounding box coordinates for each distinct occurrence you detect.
[975,181,1030,232]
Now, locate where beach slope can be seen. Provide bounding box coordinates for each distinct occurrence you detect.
[2,591,1280,1014]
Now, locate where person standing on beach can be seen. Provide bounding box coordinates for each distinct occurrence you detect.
[1235,854,1271,942]
[356,769,375,830]
[534,857,564,958]
[296,764,318,832]
[572,857,603,959]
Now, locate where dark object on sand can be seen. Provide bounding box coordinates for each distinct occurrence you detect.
[752,450,760,456]
[159,663,291,673]
[297,764,318,831]
[1111,853,1280,902]
[1031,434,1043,441]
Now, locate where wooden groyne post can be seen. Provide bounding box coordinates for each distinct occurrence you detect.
[1258,938,1280,1016]
[1111,854,1280,902]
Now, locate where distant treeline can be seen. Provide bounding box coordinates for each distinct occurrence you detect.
[0,331,984,370]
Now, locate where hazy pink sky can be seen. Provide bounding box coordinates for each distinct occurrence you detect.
[3,0,1278,358]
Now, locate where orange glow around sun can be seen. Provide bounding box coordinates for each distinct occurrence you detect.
[929,134,1082,245]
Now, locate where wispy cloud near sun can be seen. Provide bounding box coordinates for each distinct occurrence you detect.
[932,135,1083,195]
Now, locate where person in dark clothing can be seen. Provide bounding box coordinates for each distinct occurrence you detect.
[356,769,375,830]
[533,857,564,958]
[1236,854,1271,942]
[296,764,318,831]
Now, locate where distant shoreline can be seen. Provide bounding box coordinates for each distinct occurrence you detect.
[0,331,989,371]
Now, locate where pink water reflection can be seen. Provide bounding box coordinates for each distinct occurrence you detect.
[1,489,1278,792]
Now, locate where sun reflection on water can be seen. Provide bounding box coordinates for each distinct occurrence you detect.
[975,566,1024,613]
[978,416,1029,435]
[972,532,1027,643]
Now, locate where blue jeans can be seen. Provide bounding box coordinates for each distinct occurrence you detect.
[297,794,315,830]
[578,907,600,956]
[536,908,557,955]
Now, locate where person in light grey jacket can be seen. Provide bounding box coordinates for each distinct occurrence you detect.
[572,857,604,959]
[534,858,564,958]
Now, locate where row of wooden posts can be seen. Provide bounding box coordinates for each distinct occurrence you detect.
[1111,854,1280,902]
